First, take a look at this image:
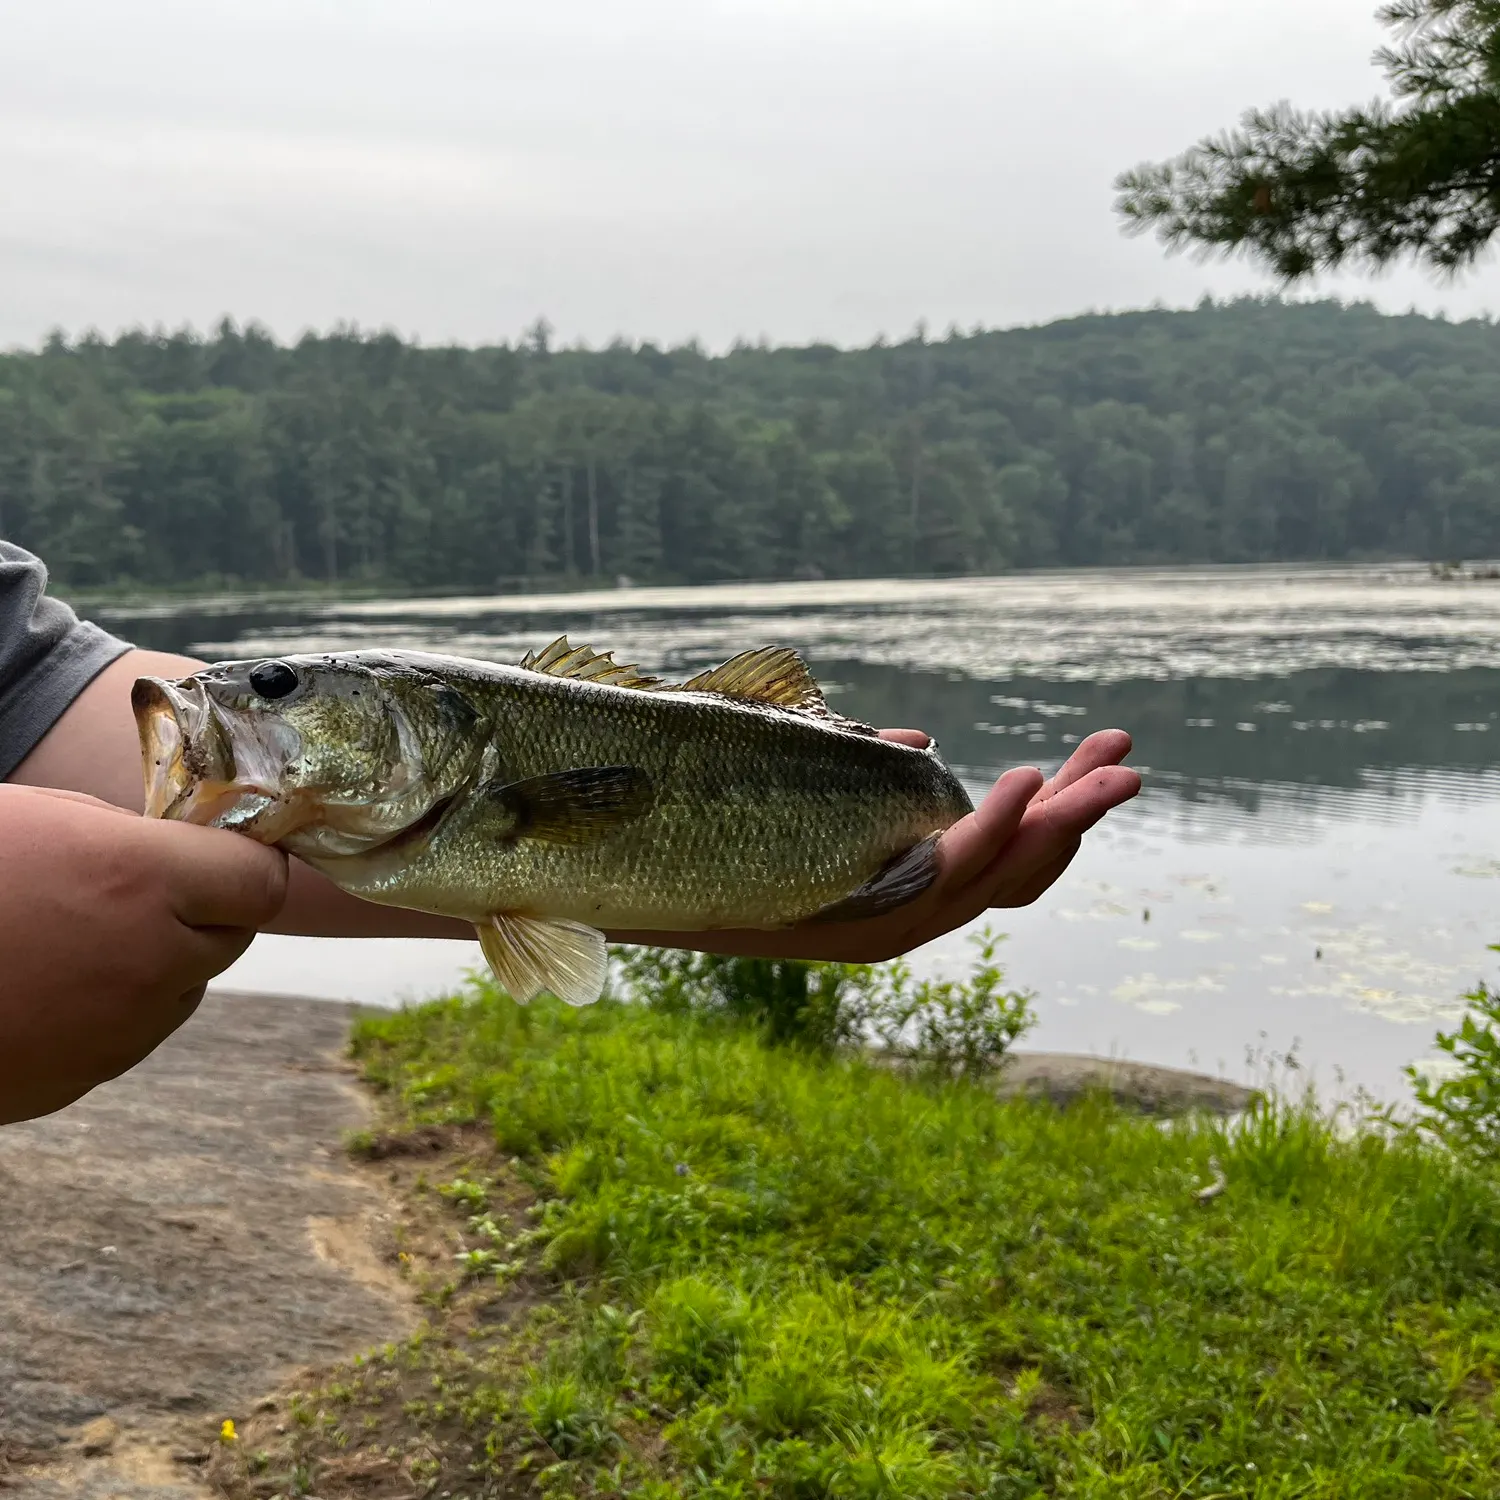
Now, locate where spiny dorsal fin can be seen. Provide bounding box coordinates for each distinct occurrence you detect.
[520,636,661,690]
[672,647,828,713]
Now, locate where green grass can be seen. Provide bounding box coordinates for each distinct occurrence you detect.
[321,982,1500,1497]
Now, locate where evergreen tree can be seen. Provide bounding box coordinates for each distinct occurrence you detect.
[9,301,1500,590]
[1117,2,1500,277]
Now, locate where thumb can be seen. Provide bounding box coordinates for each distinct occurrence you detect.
[134,817,290,930]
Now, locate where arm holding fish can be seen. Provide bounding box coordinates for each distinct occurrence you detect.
[13,648,1139,959]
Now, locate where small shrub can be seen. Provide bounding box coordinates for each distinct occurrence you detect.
[734,1348,844,1438]
[866,931,1035,1078]
[619,928,1033,1073]
[575,1303,642,1388]
[1411,951,1500,1160]
[522,1374,617,1459]
[619,946,878,1050]
[648,1277,754,1392]
[438,1175,489,1212]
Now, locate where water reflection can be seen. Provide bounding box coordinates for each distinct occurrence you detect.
[108,561,1500,680]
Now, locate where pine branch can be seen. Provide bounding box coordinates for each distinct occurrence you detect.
[1117,0,1500,277]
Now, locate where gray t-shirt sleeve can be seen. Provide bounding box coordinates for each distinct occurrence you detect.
[0,541,133,779]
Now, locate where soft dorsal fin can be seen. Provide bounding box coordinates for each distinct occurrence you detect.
[520,636,661,690]
[672,647,828,712]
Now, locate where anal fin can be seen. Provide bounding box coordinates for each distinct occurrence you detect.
[806,832,943,925]
[476,913,609,1006]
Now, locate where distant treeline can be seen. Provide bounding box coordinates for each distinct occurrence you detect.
[3,298,1500,590]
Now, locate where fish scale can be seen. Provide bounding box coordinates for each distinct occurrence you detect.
[133,638,973,1006]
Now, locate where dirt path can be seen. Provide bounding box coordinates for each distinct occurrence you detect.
[0,991,415,1500]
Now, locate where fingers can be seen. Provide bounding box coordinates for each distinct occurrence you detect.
[133,818,290,930]
[91,982,216,1090]
[982,767,1140,886]
[991,844,1080,909]
[905,839,1084,945]
[175,983,211,1021]
[932,767,1045,895]
[1032,765,1142,838]
[973,765,1140,901]
[1035,730,1134,801]
[903,765,1140,945]
[167,926,259,989]
[879,728,1131,775]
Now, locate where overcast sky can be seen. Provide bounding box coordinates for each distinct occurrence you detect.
[2,0,1496,351]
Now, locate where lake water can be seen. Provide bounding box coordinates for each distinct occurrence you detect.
[98,564,1500,1102]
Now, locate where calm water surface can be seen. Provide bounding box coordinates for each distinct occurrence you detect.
[99,564,1500,1100]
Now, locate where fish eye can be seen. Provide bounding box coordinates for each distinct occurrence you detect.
[249,660,301,700]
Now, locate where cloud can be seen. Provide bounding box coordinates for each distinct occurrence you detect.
[1,0,1492,348]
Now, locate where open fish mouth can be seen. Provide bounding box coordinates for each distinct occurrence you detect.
[133,675,238,822]
[131,674,309,842]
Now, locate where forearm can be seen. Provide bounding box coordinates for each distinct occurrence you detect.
[272,859,473,938]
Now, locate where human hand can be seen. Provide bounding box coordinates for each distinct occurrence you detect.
[0,785,289,1125]
[859,727,1139,948]
[610,729,1140,962]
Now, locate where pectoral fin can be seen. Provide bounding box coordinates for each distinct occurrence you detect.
[806,832,943,925]
[476,913,609,1006]
[486,765,653,845]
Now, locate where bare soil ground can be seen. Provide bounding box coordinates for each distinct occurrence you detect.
[0,992,416,1500]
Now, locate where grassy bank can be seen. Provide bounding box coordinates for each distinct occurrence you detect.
[221,981,1500,1499]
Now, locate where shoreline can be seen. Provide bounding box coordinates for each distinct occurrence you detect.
[0,991,413,1497]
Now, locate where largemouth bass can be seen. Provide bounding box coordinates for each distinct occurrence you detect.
[132,638,972,1005]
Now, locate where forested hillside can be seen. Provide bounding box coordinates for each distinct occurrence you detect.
[3,298,1498,590]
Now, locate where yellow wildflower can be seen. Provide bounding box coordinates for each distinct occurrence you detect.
[220,1419,238,1443]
